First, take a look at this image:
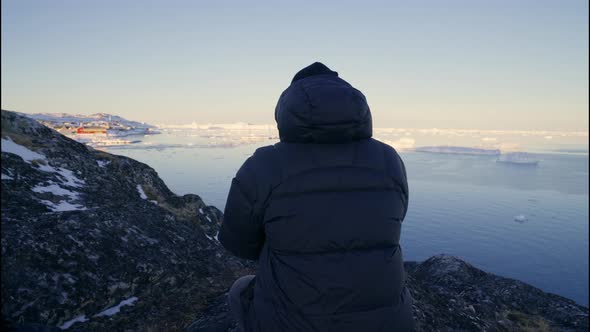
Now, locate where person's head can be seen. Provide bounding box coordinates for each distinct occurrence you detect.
[275,62,372,143]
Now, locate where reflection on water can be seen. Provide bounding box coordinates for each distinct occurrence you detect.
[107,134,589,306]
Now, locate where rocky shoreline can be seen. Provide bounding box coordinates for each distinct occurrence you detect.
[2,110,588,331]
[187,254,588,332]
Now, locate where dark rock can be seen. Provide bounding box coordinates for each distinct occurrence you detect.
[185,255,589,331]
[1,110,249,331]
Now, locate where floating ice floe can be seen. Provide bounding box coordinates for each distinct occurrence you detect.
[514,214,528,222]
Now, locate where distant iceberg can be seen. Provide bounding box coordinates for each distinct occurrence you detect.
[415,146,500,156]
[497,152,539,166]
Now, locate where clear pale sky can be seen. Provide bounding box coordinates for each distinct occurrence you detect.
[1,0,588,130]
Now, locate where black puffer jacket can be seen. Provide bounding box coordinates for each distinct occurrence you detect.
[219,62,413,332]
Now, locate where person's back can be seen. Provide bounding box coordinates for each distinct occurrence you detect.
[220,62,414,332]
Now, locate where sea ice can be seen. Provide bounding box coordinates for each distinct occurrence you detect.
[514,214,527,222]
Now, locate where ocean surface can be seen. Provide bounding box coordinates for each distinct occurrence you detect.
[106,129,589,306]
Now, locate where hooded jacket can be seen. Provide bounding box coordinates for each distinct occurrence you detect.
[219,62,414,332]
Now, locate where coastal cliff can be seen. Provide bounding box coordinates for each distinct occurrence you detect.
[1,110,249,331]
[1,110,588,331]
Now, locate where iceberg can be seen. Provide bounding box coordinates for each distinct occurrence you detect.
[415,146,500,156]
[497,152,539,166]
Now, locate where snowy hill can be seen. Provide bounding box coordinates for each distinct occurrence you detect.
[19,112,157,129]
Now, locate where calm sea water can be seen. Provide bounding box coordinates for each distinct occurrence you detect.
[107,132,589,306]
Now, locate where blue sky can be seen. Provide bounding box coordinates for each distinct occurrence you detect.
[1,0,588,130]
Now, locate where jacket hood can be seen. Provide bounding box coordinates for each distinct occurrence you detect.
[275,62,373,143]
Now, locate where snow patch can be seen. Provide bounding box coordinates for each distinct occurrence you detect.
[136,184,148,199]
[1,137,45,162]
[206,232,220,242]
[1,173,13,180]
[56,167,85,187]
[33,181,86,212]
[67,235,84,247]
[32,183,79,199]
[96,160,110,167]
[2,138,85,186]
[58,314,88,330]
[40,200,87,212]
[94,297,138,317]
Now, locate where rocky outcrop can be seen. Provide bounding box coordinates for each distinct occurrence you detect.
[1,110,248,331]
[188,255,588,331]
[407,255,587,331]
[2,110,588,331]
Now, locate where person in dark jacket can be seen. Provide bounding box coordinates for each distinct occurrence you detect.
[219,62,414,332]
